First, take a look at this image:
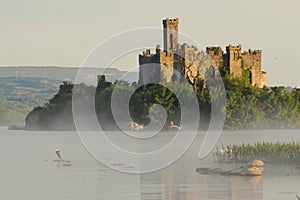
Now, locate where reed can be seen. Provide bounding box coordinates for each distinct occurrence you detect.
[213,142,300,163]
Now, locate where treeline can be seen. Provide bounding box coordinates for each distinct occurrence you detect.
[219,65,300,129]
[25,82,75,130]
[25,70,300,130]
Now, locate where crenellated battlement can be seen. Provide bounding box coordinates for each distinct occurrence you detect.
[163,18,179,26]
[206,46,223,56]
[142,49,153,57]
[138,18,267,88]
[140,47,174,60]
[181,43,198,51]
[226,44,242,51]
[160,50,174,58]
[139,49,159,65]
[180,43,198,59]
[241,49,262,56]
[206,46,223,68]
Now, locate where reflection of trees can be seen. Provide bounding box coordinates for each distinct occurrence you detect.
[231,176,263,200]
[140,152,263,200]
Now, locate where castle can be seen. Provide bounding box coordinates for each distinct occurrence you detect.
[138,18,266,89]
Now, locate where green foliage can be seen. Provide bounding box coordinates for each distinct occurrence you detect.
[223,79,300,129]
[219,61,230,78]
[25,82,76,130]
[0,77,60,126]
[213,62,300,129]
[25,70,300,130]
[214,142,300,163]
[209,47,221,55]
[128,83,181,127]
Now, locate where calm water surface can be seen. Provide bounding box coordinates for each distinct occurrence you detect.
[0,128,299,200]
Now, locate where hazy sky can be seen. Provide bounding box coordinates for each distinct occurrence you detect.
[0,0,299,86]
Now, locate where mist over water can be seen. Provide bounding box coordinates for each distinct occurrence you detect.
[0,129,299,200]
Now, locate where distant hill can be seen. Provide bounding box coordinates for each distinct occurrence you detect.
[0,77,60,126]
[0,66,138,83]
[0,66,138,126]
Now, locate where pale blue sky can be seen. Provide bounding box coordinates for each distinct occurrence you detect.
[0,0,299,86]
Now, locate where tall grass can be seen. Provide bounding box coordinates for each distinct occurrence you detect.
[214,142,300,163]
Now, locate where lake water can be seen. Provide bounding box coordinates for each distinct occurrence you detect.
[0,128,299,200]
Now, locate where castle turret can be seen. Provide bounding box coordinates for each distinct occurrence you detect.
[163,18,179,52]
[241,49,265,87]
[138,49,161,85]
[225,44,242,77]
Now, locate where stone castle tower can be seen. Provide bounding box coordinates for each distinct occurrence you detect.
[138,18,181,85]
[226,44,242,77]
[138,18,267,89]
[163,18,179,52]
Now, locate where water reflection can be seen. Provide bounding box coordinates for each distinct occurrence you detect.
[141,168,263,200]
[70,130,300,200]
[0,129,300,200]
[230,176,263,200]
[140,146,264,200]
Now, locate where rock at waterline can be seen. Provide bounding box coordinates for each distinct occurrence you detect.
[196,166,263,176]
[222,166,262,176]
[250,159,265,167]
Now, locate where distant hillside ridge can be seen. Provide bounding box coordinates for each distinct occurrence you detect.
[0,77,61,126]
[0,66,138,83]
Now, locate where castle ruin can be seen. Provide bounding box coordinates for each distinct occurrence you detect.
[138,18,267,89]
[206,44,266,87]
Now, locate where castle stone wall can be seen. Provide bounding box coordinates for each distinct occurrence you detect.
[260,71,266,88]
[241,49,264,87]
[159,50,174,82]
[138,49,160,85]
[206,46,223,68]
[138,18,267,89]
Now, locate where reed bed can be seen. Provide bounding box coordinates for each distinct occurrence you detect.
[213,142,300,163]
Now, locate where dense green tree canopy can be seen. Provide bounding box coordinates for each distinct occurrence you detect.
[25,69,300,130]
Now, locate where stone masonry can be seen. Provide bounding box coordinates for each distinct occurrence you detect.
[138,18,267,89]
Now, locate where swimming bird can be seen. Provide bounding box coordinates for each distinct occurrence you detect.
[55,148,63,160]
[169,121,182,130]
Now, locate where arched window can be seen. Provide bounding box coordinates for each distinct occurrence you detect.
[170,33,173,50]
